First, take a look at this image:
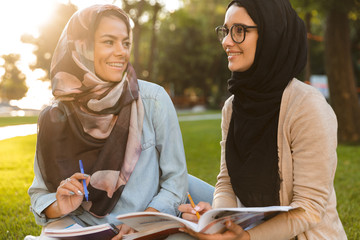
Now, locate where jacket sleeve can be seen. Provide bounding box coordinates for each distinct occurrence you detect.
[28,153,64,226]
[146,86,188,216]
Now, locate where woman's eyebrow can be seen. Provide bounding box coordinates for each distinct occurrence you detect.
[99,34,117,39]
[99,34,129,41]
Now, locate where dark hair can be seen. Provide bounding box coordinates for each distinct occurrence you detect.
[226,0,260,27]
[228,0,242,9]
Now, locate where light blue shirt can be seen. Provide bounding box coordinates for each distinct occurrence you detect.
[28,80,188,226]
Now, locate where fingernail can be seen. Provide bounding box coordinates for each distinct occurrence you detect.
[194,206,200,211]
[77,190,83,195]
[226,220,232,228]
[178,228,185,232]
[83,174,90,177]
[69,191,75,195]
[191,210,196,214]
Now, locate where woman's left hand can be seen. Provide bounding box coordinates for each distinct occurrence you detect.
[110,224,135,240]
[180,220,250,240]
[110,207,158,239]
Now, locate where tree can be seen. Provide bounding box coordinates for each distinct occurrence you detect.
[0,54,27,102]
[21,3,77,80]
[156,0,229,108]
[292,0,360,144]
[147,2,162,82]
[324,0,360,143]
[121,0,149,75]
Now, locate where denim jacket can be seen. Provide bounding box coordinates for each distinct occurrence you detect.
[28,80,188,226]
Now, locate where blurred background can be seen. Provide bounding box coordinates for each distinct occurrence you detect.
[0,1,360,239]
[0,0,359,143]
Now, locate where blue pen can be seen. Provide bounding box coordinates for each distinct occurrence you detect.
[79,160,89,201]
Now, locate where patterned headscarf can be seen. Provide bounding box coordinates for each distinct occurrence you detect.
[36,4,144,217]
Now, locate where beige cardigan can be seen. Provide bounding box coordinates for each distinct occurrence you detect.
[213,79,347,240]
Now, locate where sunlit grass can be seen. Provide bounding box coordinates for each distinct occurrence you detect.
[0,116,38,127]
[0,116,359,239]
[0,135,41,239]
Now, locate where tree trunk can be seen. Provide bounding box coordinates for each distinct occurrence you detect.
[304,11,311,83]
[324,9,360,143]
[121,0,146,75]
[147,3,161,82]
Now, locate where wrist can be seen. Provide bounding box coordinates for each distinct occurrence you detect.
[44,201,66,219]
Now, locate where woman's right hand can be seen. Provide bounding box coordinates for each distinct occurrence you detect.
[178,201,212,223]
[45,173,90,218]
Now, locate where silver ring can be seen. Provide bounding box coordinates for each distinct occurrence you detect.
[66,178,71,182]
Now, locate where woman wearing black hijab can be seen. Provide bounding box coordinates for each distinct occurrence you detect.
[179,0,347,239]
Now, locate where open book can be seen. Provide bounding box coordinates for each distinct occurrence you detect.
[44,222,119,240]
[117,206,294,240]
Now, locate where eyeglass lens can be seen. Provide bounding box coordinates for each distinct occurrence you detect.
[216,25,245,43]
[231,25,245,43]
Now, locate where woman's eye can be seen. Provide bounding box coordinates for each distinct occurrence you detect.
[235,26,243,33]
[123,41,131,48]
[104,40,113,45]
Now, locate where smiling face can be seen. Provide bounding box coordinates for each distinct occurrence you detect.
[94,15,131,82]
[222,5,258,72]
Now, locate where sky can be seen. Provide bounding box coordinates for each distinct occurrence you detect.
[0,0,181,110]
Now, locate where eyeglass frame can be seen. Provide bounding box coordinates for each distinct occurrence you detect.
[215,23,258,44]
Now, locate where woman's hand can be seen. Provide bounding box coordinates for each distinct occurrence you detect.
[45,172,90,218]
[110,207,157,239]
[178,201,212,223]
[180,220,250,240]
[111,224,135,240]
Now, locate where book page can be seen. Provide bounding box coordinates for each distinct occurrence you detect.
[198,206,294,234]
[117,212,198,232]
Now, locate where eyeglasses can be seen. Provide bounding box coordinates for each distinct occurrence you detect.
[215,24,257,44]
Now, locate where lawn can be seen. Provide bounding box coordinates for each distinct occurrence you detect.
[0,116,359,239]
[0,116,38,127]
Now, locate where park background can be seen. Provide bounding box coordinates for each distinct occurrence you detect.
[0,0,360,239]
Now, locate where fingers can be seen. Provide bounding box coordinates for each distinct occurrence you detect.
[225,220,249,238]
[179,227,217,240]
[178,204,198,222]
[178,204,194,214]
[178,202,212,222]
[181,212,200,222]
[58,178,83,196]
[57,173,90,196]
[118,224,134,235]
[195,202,212,214]
[225,220,242,235]
[111,224,135,240]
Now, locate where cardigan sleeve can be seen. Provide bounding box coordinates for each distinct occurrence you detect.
[212,96,238,209]
[247,85,339,239]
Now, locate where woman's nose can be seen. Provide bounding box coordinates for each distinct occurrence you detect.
[114,43,125,56]
[222,32,235,48]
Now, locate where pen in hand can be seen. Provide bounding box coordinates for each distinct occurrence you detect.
[187,192,200,220]
[79,160,89,201]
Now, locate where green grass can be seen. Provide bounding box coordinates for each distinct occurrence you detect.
[0,117,359,239]
[0,116,38,127]
[334,146,360,239]
[180,119,221,185]
[0,135,41,239]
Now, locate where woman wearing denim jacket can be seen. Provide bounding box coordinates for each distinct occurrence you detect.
[27,4,187,239]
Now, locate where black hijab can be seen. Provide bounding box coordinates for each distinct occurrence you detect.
[225,0,307,206]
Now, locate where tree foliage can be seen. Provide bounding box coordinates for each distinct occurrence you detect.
[156,1,229,107]
[0,54,27,102]
[20,0,360,141]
